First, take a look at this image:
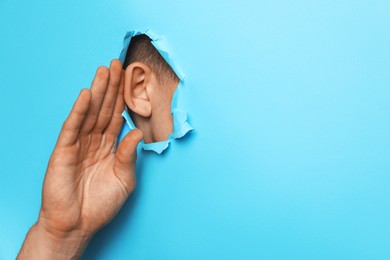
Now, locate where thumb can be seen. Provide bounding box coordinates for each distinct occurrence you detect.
[114,129,143,192]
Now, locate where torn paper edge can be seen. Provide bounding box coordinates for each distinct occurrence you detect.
[119,29,193,154]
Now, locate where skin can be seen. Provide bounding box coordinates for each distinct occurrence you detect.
[124,62,178,143]
[17,59,143,259]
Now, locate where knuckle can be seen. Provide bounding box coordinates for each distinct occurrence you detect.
[112,112,124,121]
[100,107,113,116]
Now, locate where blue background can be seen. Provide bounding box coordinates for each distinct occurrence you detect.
[1,0,389,259]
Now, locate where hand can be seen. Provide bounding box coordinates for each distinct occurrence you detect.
[18,59,143,259]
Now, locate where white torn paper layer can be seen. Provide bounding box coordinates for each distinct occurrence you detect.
[119,29,193,154]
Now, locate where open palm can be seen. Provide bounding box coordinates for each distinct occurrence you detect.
[39,60,143,237]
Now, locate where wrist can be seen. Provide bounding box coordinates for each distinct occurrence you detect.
[18,222,93,260]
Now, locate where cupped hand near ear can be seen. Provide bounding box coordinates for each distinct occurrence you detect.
[18,59,143,259]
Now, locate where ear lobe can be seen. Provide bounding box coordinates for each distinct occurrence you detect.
[124,62,153,118]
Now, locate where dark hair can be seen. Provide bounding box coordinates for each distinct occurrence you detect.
[123,34,179,85]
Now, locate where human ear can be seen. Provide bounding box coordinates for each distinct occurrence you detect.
[124,62,154,118]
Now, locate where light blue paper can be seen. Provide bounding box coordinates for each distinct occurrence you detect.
[4,1,390,259]
[119,30,193,154]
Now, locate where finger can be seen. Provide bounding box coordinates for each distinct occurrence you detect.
[57,89,92,147]
[114,129,143,193]
[80,66,110,135]
[93,60,122,133]
[104,69,125,137]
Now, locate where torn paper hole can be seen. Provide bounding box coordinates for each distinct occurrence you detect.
[119,29,193,154]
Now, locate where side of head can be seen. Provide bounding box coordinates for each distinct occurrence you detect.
[123,34,179,143]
